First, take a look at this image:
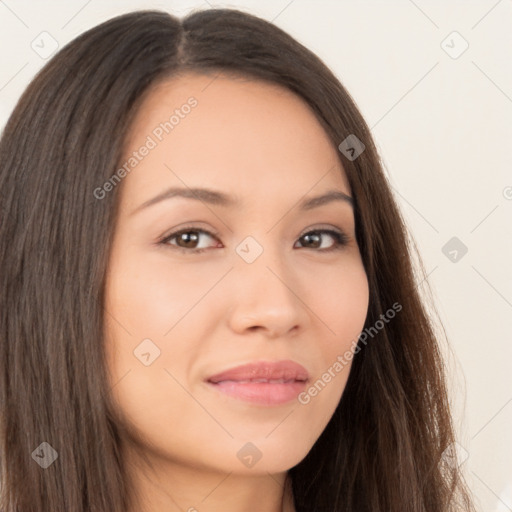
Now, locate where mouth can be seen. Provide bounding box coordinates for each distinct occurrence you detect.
[205,360,309,406]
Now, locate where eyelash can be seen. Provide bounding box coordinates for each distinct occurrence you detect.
[158,226,350,254]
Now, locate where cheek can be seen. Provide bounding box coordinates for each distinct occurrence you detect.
[311,256,370,348]
[104,250,214,340]
[103,252,205,458]
[297,257,368,407]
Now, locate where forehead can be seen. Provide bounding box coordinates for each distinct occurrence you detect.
[118,72,351,209]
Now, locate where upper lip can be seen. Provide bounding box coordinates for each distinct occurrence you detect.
[206,360,310,383]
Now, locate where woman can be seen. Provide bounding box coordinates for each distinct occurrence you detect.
[0,8,475,512]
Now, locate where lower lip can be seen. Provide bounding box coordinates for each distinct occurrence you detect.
[206,380,308,406]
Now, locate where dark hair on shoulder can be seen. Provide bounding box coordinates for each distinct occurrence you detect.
[0,8,475,512]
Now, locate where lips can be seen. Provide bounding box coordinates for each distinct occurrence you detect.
[205,360,310,406]
[206,360,310,384]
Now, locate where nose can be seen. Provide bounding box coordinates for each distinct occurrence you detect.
[226,249,309,338]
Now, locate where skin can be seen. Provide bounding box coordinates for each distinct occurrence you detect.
[103,72,370,512]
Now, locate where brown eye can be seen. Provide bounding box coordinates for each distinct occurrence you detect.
[295,229,349,252]
[160,228,220,253]
[176,231,200,248]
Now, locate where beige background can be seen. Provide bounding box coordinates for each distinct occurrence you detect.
[1,1,511,510]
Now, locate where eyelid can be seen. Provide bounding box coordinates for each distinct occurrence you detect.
[297,224,345,238]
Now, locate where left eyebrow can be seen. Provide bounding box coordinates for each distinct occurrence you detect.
[129,186,354,216]
[299,190,354,210]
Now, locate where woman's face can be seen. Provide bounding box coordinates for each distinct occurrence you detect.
[104,72,369,475]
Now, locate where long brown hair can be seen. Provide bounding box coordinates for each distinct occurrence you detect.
[0,8,475,511]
